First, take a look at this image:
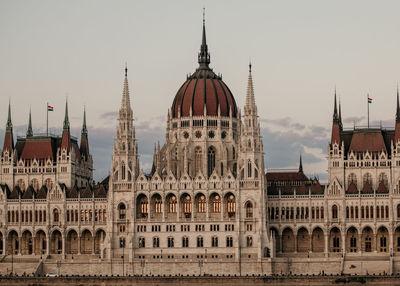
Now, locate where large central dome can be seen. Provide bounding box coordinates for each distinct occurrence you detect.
[171,21,237,118]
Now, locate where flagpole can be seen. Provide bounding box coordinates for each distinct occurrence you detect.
[46,102,48,136]
[367,95,369,128]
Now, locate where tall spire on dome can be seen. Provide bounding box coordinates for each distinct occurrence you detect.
[396,85,400,123]
[198,8,210,69]
[27,108,33,137]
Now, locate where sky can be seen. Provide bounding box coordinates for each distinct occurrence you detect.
[0,0,400,182]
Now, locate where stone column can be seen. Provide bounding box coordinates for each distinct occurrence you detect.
[342,233,346,254]
[162,194,166,222]
[92,232,96,255]
[390,230,394,255]
[18,236,22,255]
[375,233,378,253]
[324,233,329,256]
[62,234,66,257]
[359,233,362,252]
[46,234,50,255]
[279,232,283,254]
[294,233,298,253]
[33,236,36,255]
[309,233,313,253]
[3,235,7,255]
[78,234,81,255]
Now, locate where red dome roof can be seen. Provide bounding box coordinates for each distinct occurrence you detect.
[172,69,237,118]
[171,20,237,119]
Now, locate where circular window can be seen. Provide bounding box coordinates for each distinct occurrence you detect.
[195,131,202,138]
[183,132,189,139]
[208,131,215,138]
[221,131,227,139]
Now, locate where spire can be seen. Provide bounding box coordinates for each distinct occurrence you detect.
[63,99,70,130]
[3,100,14,151]
[121,65,131,111]
[299,153,303,173]
[82,106,88,136]
[198,8,210,69]
[333,89,339,122]
[245,62,256,111]
[6,100,12,131]
[80,107,89,158]
[395,87,400,143]
[27,108,33,137]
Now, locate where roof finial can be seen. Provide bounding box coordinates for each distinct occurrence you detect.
[333,88,338,121]
[82,106,87,135]
[396,85,400,123]
[203,7,205,25]
[125,62,128,77]
[249,61,252,73]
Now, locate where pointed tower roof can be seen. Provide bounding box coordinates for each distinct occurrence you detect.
[80,107,89,158]
[198,8,210,69]
[3,101,14,152]
[244,62,257,113]
[394,87,400,143]
[61,99,70,150]
[299,153,303,173]
[338,98,343,131]
[331,91,341,145]
[120,65,132,112]
[26,108,33,137]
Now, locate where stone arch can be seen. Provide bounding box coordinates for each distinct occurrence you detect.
[297,227,310,253]
[346,226,359,253]
[150,193,163,219]
[377,226,389,253]
[50,229,62,254]
[180,193,192,219]
[245,201,254,219]
[35,230,47,255]
[329,227,341,252]
[21,229,33,255]
[311,227,324,252]
[7,230,19,254]
[195,192,206,218]
[209,192,221,218]
[136,194,148,219]
[66,229,78,254]
[165,193,177,218]
[361,226,374,252]
[224,192,236,219]
[282,227,295,253]
[80,229,93,254]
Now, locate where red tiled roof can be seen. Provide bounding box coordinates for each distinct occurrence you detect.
[349,131,387,153]
[61,129,70,150]
[266,171,308,181]
[20,139,54,160]
[22,185,35,199]
[3,131,14,152]
[37,185,47,199]
[331,122,340,145]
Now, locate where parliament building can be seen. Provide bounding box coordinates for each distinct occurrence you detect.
[0,20,399,276]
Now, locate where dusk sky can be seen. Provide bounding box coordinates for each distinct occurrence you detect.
[1,0,400,182]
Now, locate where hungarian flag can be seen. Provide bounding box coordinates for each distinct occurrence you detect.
[368,97,373,103]
[48,105,54,111]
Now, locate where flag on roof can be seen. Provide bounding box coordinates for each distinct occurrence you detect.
[48,105,54,111]
[368,97,372,103]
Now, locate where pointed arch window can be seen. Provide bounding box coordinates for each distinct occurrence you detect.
[246,201,253,218]
[207,147,216,177]
[121,162,126,180]
[247,160,252,178]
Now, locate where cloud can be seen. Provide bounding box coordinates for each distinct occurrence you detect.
[343,116,364,124]
[100,111,118,120]
[261,117,305,130]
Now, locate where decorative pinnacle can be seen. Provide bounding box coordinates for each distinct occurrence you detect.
[333,89,338,121]
[125,62,128,77]
[396,85,400,122]
[27,108,33,137]
[198,8,210,68]
[299,153,303,173]
[249,61,252,73]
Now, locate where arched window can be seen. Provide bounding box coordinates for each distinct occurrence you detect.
[247,160,252,178]
[207,147,216,177]
[348,173,357,186]
[118,203,126,220]
[246,202,253,218]
[197,195,206,213]
[363,173,372,186]
[121,162,126,180]
[227,194,236,218]
[168,196,177,213]
[195,147,202,175]
[30,179,39,191]
[212,195,221,212]
[378,173,388,188]
[53,209,59,222]
[183,195,192,214]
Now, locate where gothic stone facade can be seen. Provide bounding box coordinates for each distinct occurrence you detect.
[1,22,400,276]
